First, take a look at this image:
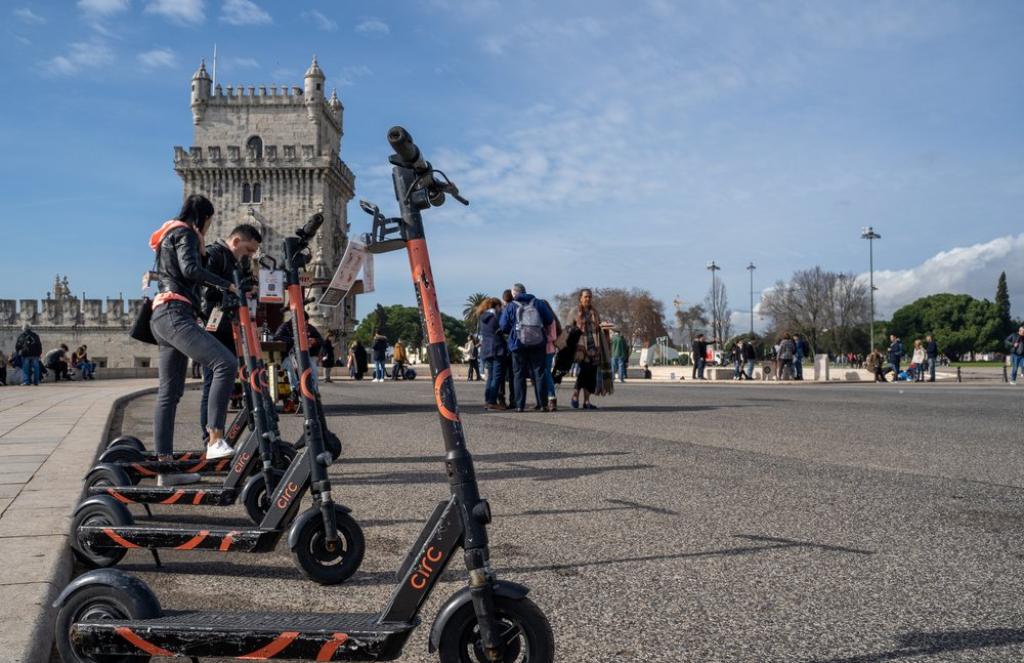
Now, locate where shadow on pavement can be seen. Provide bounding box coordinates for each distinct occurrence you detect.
[339,450,631,465]
[334,463,657,485]
[811,628,1024,662]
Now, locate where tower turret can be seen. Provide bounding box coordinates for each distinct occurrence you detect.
[304,56,324,121]
[190,60,211,125]
[328,88,343,124]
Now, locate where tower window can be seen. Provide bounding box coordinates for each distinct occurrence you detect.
[242,183,251,203]
[252,183,262,203]
[246,135,263,160]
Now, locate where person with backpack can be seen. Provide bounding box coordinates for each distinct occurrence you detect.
[569,288,606,409]
[15,323,42,386]
[498,283,555,412]
[149,194,239,486]
[1005,325,1024,385]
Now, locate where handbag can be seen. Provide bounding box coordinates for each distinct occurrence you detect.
[129,254,160,345]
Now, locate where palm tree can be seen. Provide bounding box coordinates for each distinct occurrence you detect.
[463,292,488,332]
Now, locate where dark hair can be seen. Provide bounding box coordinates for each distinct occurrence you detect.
[502,289,513,303]
[60,343,68,350]
[229,223,263,243]
[176,194,215,231]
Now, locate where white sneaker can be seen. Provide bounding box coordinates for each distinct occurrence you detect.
[157,472,200,487]
[205,439,235,459]
[1011,380,1017,385]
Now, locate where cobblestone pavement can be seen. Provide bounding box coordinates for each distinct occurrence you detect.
[56,379,1024,662]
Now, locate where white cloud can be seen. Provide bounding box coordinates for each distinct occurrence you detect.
[226,56,259,69]
[14,7,46,24]
[221,0,270,25]
[138,47,176,69]
[865,235,1024,317]
[78,0,129,15]
[355,18,389,35]
[45,39,114,75]
[302,9,336,31]
[145,0,204,25]
[479,17,605,56]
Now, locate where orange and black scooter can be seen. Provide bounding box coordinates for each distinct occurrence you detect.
[65,214,364,586]
[79,264,297,524]
[54,127,553,663]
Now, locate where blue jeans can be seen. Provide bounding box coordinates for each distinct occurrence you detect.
[927,356,937,381]
[695,357,707,379]
[77,361,95,379]
[484,356,506,405]
[21,356,41,385]
[793,355,804,379]
[285,354,319,393]
[374,359,386,380]
[543,352,556,400]
[744,359,755,379]
[1011,355,1024,381]
[612,356,626,382]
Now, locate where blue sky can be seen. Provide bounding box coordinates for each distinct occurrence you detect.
[2,0,1023,325]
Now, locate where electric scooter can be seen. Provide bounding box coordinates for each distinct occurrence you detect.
[83,268,298,524]
[54,127,554,662]
[67,214,365,585]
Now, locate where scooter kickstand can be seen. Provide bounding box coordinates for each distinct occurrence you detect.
[143,504,153,518]
[150,548,162,567]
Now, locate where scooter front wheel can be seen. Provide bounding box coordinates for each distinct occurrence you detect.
[292,507,365,585]
[241,469,284,524]
[71,501,132,568]
[438,595,554,663]
[55,583,157,663]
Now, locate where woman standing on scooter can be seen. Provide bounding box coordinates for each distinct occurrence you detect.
[149,194,239,486]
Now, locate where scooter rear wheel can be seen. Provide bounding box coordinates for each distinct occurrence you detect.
[85,465,134,492]
[292,507,365,585]
[97,445,146,485]
[106,435,145,453]
[55,585,154,662]
[438,596,554,663]
[241,469,284,524]
[71,501,132,568]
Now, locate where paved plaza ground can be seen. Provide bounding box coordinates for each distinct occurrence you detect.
[52,379,1024,662]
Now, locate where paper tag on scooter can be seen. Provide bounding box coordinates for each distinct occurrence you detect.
[205,308,224,331]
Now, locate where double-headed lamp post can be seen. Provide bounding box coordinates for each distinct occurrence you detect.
[746,262,756,337]
[861,227,881,350]
[706,261,721,342]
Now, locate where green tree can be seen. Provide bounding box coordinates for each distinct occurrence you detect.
[354,304,468,361]
[888,293,1004,359]
[996,271,1013,337]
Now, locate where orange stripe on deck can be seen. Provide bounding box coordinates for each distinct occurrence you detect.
[433,368,460,422]
[160,490,185,505]
[192,490,206,505]
[180,451,193,461]
[102,528,140,549]
[216,459,229,471]
[107,489,135,504]
[316,633,349,661]
[174,530,209,550]
[219,530,239,551]
[116,627,173,657]
[130,463,157,477]
[187,458,208,473]
[239,631,300,659]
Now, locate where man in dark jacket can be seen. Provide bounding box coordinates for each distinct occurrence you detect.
[1006,325,1024,385]
[925,334,939,382]
[199,224,261,439]
[741,339,757,379]
[44,344,71,381]
[888,334,904,379]
[478,302,508,409]
[15,324,42,385]
[498,284,555,411]
[691,334,715,380]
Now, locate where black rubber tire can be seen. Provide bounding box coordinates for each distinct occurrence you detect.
[292,508,365,585]
[241,470,283,524]
[97,445,146,485]
[85,465,133,492]
[275,442,297,470]
[55,585,154,663]
[71,502,132,568]
[106,435,145,453]
[437,596,554,663]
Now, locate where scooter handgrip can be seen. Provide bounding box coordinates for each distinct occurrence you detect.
[301,213,324,237]
[388,126,420,164]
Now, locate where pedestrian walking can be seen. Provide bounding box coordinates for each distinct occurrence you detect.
[371,330,389,382]
[567,288,606,409]
[866,348,888,382]
[499,283,555,412]
[15,324,42,386]
[910,339,926,382]
[478,298,508,410]
[611,329,629,383]
[392,339,408,380]
[792,333,809,381]
[320,335,336,382]
[742,339,756,379]
[466,337,481,381]
[924,335,938,382]
[148,194,239,486]
[777,332,796,381]
[1006,325,1024,385]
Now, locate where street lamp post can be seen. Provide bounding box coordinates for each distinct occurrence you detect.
[861,227,881,350]
[706,261,720,342]
[746,262,756,337]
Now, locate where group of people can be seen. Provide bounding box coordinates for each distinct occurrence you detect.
[338,333,409,382]
[865,334,939,383]
[0,327,97,386]
[477,285,618,412]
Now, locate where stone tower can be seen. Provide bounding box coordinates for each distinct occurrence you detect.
[174,57,357,337]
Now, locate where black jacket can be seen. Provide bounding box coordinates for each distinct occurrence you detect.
[201,241,240,348]
[274,319,323,357]
[742,343,756,361]
[372,335,389,362]
[1007,333,1024,356]
[692,339,710,361]
[477,309,507,360]
[925,340,938,358]
[15,330,42,358]
[156,226,231,313]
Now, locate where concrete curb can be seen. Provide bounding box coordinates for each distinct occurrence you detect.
[5,383,157,663]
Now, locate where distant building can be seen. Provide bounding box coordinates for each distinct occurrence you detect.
[175,57,358,338]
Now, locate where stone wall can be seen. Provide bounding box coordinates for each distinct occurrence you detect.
[0,326,160,369]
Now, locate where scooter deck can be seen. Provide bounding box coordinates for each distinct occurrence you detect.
[73,611,416,661]
[79,525,275,553]
[118,456,234,477]
[90,485,236,506]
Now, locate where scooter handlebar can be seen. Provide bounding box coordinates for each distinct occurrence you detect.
[388,126,421,165]
[298,212,324,239]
